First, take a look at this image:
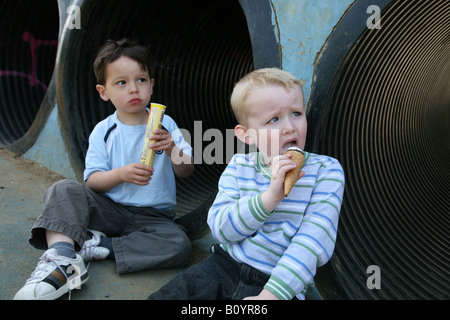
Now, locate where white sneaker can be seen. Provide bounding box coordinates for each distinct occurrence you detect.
[14,248,88,300]
[79,229,110,262]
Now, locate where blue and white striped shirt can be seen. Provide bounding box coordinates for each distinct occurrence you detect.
[207,151,345,299]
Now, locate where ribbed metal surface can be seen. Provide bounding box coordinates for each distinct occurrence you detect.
[57,0,253,229]
[0,1,59,146]
[315,0,449,299]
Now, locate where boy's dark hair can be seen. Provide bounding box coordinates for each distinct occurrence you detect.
[93,38,155,85]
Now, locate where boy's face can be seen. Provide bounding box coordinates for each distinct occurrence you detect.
[236,84,307,160]
[96,56,154,123]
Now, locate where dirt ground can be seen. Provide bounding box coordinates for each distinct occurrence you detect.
[0,146,64,191]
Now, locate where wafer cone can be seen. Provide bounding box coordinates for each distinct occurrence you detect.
[283,147,305,197]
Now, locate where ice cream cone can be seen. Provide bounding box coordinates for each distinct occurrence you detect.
[283,147,305,197]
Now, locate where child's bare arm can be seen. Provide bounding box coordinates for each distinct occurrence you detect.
[86,163,154,193]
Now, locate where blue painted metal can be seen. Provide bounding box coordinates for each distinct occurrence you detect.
[271,0,355,103]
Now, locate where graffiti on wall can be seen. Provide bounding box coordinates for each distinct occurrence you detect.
[0,32,58,91]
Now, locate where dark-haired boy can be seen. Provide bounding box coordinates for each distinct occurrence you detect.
[14,39,193,300]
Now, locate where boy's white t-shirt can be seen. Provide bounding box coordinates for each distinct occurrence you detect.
[83,110,192,210]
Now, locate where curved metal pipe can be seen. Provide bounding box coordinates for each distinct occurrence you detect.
[55,0,255,238]
[0,0,59,153]
[309,0,449,299]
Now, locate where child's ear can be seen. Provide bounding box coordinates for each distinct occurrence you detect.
[96,84,109,101]
[234,124,255,145]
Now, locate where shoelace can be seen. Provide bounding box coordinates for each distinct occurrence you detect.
[80,246,93,272]
[79,231,106,262]
[79,241,97,262]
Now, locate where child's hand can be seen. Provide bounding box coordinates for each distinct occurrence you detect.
[119,163,154,186]
[86,163,154,192]
[261,153,305,212]
[148,128,194,179]
[149,129,175,157]
[243,289,280,300]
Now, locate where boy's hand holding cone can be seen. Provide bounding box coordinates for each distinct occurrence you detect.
[283,147,305,197]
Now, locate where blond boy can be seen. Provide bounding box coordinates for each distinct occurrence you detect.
[149,68,345,300]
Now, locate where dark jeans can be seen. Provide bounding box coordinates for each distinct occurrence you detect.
[148,244,270,300]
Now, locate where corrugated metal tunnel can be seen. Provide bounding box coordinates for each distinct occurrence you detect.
[309,0,449,299]
[0,0,59,152]
[0,0,448,299]
[55,0,255,239]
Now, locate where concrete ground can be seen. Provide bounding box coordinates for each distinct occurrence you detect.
[0,147,214,300]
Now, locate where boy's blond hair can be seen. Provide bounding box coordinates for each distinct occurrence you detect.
[230,68,302,124]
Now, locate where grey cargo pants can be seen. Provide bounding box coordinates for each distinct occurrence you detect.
[29,179,191,274]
